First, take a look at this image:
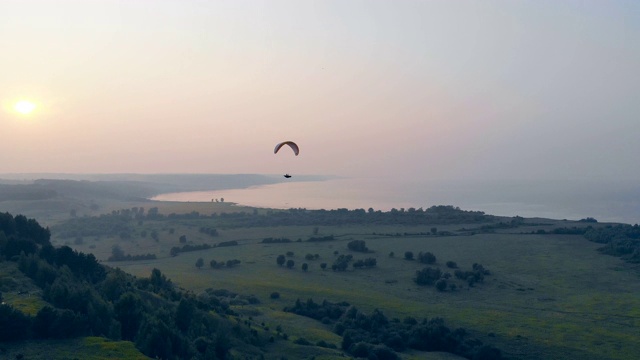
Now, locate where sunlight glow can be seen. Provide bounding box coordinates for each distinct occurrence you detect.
[14,100,36,115]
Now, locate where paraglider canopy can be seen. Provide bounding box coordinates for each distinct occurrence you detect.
[274,141,299,156]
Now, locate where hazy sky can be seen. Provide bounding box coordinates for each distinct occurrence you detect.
[1,1,638,180]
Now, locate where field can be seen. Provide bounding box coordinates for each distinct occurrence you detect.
[56,201,640,360]
[0,337,149,359]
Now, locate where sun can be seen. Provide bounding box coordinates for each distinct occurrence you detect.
[14,100,37,115]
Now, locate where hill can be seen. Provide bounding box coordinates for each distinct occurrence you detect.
[0,174,327,225]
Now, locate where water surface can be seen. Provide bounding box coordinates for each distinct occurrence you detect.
[152,178,640,224]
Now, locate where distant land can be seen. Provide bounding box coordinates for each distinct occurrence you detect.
[0,173,332,225]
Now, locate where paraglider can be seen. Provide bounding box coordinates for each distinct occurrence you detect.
[274,141,299,178]
[274,141,299,156]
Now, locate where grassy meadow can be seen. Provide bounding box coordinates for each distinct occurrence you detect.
[0,337,150,360]
[53,201,640,360]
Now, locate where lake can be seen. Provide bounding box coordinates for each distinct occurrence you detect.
[151,177,640,225]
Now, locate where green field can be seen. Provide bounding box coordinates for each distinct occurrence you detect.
[55,203,640,360]
[0,337,150,359]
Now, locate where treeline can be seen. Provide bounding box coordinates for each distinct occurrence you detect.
[108,245,156,262]
[213,205,493,227]
[52,205,495,239]
[206,258,241,269]
[284,298,503,360]
[0,184,57,201]
[0,212,266,359]
[0,212,52,255]
[584,224,640,263]
[170,243,212,257]
[261,237,292,244]
[52,211,137,239]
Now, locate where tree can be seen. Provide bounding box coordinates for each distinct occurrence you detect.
[286,259,295,269]
[302,263,308,272]
[418,251,436,264]
[114,292,144,341]
[277,255,286,266]
[110,245,125,261]
[196,258,204,269]
[175,299,195,332]
[364,258,377,267]
[404,251,414,260]
[415,267,442,286]
[320,263,327,270]
[226,259,240,267]
[170,247,180,257]
[348,240,368,252]
[179,235,187,244]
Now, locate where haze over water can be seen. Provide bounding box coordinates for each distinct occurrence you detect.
[152,178,640,225]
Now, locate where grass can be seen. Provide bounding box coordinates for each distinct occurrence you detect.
[0,261,50,316]
[41,202,640,359]
[0,337,149,360]
[105,223,640,360]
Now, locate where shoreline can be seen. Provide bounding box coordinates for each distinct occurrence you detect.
[149,178,639,225]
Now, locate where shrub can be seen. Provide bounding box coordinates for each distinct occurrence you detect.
[293,337,311,345]
[347,240,368,252]
[415,267,442,286]
[417,251,436,264]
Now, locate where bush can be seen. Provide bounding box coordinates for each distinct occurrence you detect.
[347,240,368,252]
[415,267,442,286]
[293,337,311,345]
[270,292,280,299]
[418,251,436,264]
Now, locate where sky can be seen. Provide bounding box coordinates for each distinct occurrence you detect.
[1,0,639,181]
